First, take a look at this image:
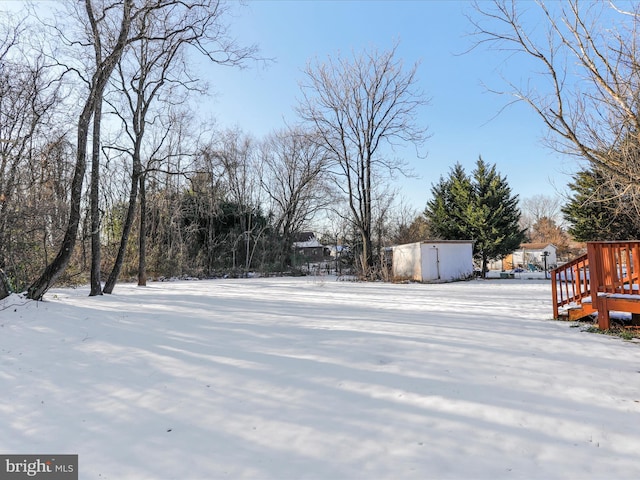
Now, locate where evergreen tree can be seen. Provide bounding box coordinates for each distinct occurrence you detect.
[426,163,472,239]
[471,159,526,274]
[562,167,640,241]
[425,158,526,276]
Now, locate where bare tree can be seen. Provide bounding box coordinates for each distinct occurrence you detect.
[297,43,429,278]
[105,2,248,293]
[392,213,431,245]
[25,0,257,299]
[371,182,398,279]
[211,128,265,274]
[521,194,562,222]
[0,14,65,295]
[472,1,640,224]
[102,1,254,293]
[139,111,198,285]
[259,127,332,267]
[519,193,564,236]
[87,3,108,297]
[27,0,134,300]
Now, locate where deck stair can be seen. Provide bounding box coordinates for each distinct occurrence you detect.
[552,241,640,329]
[552,252,594,321]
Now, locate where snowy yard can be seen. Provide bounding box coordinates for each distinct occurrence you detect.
[1,277,640,479]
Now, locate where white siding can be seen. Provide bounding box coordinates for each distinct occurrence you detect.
[392,241,474,283]
[513,245,557,268]
[420,242,474,282]
[391,242,422,282]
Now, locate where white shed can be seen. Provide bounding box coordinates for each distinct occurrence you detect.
[391,241,474,283]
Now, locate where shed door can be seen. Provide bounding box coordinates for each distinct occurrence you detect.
[422,246,440,281]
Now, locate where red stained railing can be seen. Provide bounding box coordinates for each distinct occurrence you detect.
[587,241,640,296]
[552,241,640,328]
[551,252,590,319]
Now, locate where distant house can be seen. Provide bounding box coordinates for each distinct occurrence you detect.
[504,243,557,270]
[391,240,474,283]
[292,232,325,262]
[326,245,349,258]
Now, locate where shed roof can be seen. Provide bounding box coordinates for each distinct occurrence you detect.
[519,243,556,250]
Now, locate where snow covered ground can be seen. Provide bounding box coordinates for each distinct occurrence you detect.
[1,277,639,479]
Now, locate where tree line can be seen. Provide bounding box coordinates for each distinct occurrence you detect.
[2,0,640,300]
[0,1,433,299]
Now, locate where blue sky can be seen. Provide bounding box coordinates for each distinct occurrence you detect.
[10,0,577,212]
[197,0,578,212]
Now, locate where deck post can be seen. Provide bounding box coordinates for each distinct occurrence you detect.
[551,269,559,319]
[598,298,611,330]
[587,242,610,330]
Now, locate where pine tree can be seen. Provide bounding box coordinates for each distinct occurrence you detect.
[471,158,526,274]
[425,157,526,276]
[426,163,472,239]
[562,167,640,241]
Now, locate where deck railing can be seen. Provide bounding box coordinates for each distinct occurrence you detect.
[551,253,590,319]
[587,241,640,297]
[551,241,640,327]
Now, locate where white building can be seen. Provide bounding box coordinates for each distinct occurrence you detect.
[509,243,557,270]
[391,241,474,283]
[486,243,558,271]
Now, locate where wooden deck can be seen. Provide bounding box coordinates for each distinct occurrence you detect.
[551,241,640,329]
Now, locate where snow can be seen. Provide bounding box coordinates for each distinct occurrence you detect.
[293,238,324,248]
[602,292,640,299]
[1,277,640,479]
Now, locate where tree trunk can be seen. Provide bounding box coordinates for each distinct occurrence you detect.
[89,100,103,296]
[103,166,140,294]
[0,269,11,300]
[482,253,488,279]
[27,103,94,300]
[359,230,374,279]
[138,174,147,286]
[0,202,8,278]
[26,0,133,300]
